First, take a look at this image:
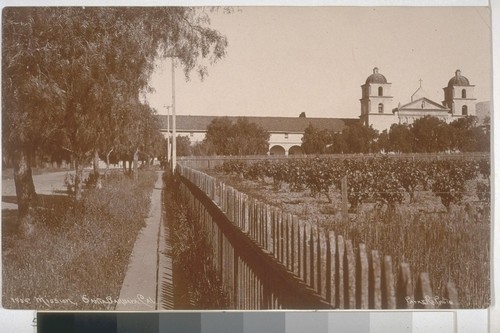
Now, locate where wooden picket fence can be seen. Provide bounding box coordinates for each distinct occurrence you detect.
[176,164,459,309]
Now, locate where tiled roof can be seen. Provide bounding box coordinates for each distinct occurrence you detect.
[157,115,358,133]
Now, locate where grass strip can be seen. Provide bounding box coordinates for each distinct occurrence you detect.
[2,170,157,310]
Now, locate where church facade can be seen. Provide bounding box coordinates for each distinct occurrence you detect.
[360,68,476,132]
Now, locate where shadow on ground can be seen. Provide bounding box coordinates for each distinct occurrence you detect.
[2,194,72,237]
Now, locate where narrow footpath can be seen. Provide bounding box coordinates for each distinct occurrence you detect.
[115,171,174,310]
[157,185,175,310]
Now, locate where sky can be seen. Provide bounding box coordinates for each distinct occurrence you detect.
[145,6,492,119]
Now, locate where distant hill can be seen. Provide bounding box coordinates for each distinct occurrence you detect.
[475,101,491,124]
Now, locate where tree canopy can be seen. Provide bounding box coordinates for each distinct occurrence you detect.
[301,125,331,154]
[203,117,270,155]
[302,122,378,154]
[301,115,489,155]
[388,123,413,153]
[3,7,228,215]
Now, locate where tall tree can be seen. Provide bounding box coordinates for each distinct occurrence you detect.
[176,136,192,157]
[203,117,270,155]
[204,117,234,155]
[301,124,331,154]
[342,122,378,153]
[411,116,450,153]
[2,8,67,216]
[377,129,390,153]
[388,123,413,153]
[3,7,228,213]
[450,116,489,152]
[231,118,270,155]
[327,132,348,154]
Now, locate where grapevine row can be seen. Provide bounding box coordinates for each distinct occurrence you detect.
[214,156,490,210]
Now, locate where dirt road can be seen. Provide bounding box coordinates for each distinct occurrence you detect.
[2,170,88,210]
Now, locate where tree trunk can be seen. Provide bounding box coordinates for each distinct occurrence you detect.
[133,148,139,181]
[13,148,37,218]
[105,148,114,180]
[93,149,102,189]
[74,158,83,201]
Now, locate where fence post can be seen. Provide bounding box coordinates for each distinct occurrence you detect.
[256,202,260,247]
[236,191,241,228]
[233,254,239,308]
[370,250,382,309]
[248,198,254,239]
[290,216,296,275]
[336,235,345,309]
[218,229,224,283]
[272,208,278,259]
[243,194,248,233]
[319,228,327,300]
[443,281,459,309]
[285,214,290,267]
[382,255,396,309]
[303,223,310,285]
[397,262,414,309]
[344,240,356,309]
[265,203,270,250]
[309,226,316,291]
[279,210,284,263]
[357,243,369,309]
[297,220,303,279]
[276,208,282,260]
[328,231,336,307]
[415,272,434,309]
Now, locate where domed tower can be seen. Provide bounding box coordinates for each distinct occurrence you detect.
[442,69,476,117]
[360,67,394,131]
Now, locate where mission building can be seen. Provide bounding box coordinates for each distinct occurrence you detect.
[159,68,477,154]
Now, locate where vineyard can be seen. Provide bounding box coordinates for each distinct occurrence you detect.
[213,156,490,211]
[202,155,491,308]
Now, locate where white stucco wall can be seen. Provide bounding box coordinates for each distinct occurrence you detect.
[367,113,398,132]
[162,131,205,143]
[160,130,305,154]
[451,86,474,99]
[269,132,302,146]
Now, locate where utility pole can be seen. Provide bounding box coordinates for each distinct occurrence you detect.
[171,58,176,172]
[164,105,171,168]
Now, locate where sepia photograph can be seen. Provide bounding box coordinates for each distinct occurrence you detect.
[1,5,492,311]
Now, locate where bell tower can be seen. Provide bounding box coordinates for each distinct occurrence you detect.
[360,67,394,132]
[443,69,476,117]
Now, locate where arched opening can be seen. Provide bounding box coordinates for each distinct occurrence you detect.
[461,89,467,98]
[378,86,383,96]
[378,103,384,113]
[269,145,286,156]
[288,145,303,155]
[462,105,468,115]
